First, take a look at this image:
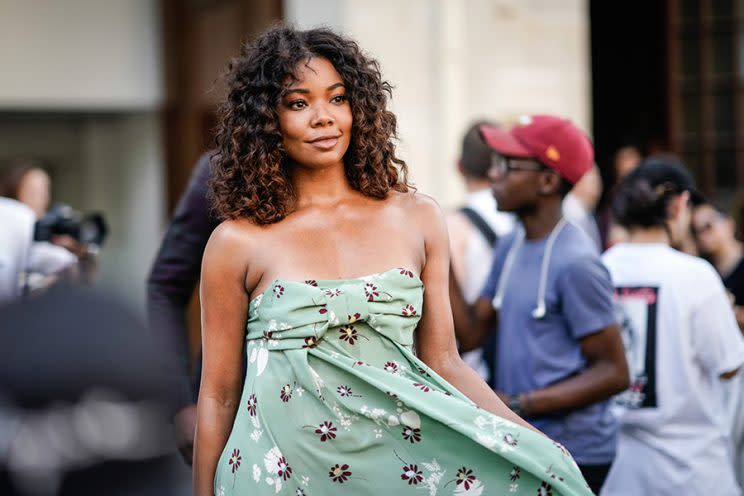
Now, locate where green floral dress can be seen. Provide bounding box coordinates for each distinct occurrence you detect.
[214,268,592,496]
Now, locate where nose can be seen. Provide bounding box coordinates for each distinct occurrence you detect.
[310,102,335,127]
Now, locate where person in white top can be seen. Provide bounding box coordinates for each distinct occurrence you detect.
[0,197,76,303]
[600,157,744,496]
[562,165,603,253]
[446,122,514,379]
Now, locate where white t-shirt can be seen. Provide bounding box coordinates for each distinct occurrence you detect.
[447,189,514,379]
[460,189,515,302]
[562,192,602,253]
[0,198,35,302]
[601,243,744,496]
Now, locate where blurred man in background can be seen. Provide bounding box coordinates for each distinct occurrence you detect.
[446,121,514,380]
[451,115,628,493]
[147,151,219,465]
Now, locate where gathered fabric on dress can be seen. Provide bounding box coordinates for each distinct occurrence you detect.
[214,268,591,496]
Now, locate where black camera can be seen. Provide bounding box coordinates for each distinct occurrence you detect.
[34,204,109,247]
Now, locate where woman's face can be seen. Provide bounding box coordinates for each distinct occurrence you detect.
[692,204,731,255]
[17,168,50,218]
[277,57,352,171]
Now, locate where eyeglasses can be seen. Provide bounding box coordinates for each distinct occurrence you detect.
[692,217,721,236]
[489,153,546,176]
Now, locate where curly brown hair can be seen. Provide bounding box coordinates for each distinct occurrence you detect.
[210,24,410,224]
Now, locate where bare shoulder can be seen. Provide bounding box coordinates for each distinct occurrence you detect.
[387,190,445,221]
[386,191,448,249]
[204,218,264,271]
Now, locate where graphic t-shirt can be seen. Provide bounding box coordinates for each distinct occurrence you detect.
[601,243,744,496]
[480,222,618,465]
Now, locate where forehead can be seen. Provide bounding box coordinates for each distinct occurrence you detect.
[287,57,343,87]
[693,205,718,220]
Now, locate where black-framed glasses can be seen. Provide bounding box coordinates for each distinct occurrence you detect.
[489,153,546,176]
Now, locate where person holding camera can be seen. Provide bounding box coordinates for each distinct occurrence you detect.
[0,197,75,303]
[0,161,106,289]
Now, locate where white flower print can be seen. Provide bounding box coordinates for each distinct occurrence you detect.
[263,447,282,474]
[373,428,383,439]
[250,429,263,442]
[301,475,310,486]
[216,486,225,496]
[252,464,261,482]
[421,459,446,496]
[400,410,421,429]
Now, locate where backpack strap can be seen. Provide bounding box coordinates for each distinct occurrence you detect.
[459,206,498,247]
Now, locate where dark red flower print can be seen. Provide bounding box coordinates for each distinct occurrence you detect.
[553,441,570,457]
[318,305,328,315]
[364,283,380,301]
[273,285,285,298]
[329,463,352,483]
[399,268,414,278]
[417,366,430,376]
[510,466,521,482]
[352,360,366,367]
[503,432,519,447]
[400,464,423,485]
[246,393,257,416]
[280,384,293,403]
[402,304,417,316]
[455,467,476,490]
[262,330,273,340]
[336,385,355,397]
[413,382,430,392]
[314,421,337,442]
[325,288,342,298]
[401,426,421,443]
[303,336,318,349]
[277,456,292,480]
[305,280,318,287]
[229,448,242,474]
[338,325,358,344]
[347,312,361,323]
[537,481,553,496]
[383,361,399,374]
[545,465,565,482]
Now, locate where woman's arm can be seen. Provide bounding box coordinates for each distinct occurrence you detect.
[411,195,541,435]
[193,222,252,496]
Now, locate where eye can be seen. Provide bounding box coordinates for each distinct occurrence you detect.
[331,94,347,104]
[287,99,307,110]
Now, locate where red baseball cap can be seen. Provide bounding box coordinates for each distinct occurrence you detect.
[479,115,594,184]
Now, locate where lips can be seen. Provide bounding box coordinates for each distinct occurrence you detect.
[307,135,341,150]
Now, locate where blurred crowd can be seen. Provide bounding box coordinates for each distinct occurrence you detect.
[2,88,744,496]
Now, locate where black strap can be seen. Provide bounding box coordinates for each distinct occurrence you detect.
[459,207,498,247]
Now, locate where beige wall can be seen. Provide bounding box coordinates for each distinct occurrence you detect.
[0,0,162,110]
[284,0,591,207]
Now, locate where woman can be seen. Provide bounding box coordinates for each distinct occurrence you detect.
[692,201,744,488]
[194,25,590,496]
[600,158,744,496]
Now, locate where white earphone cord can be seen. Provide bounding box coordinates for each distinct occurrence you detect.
[493,218,568,320]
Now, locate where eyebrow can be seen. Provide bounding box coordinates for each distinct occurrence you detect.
[284,82,345,95]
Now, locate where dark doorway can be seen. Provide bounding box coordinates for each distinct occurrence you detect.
[590,1,668,187]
